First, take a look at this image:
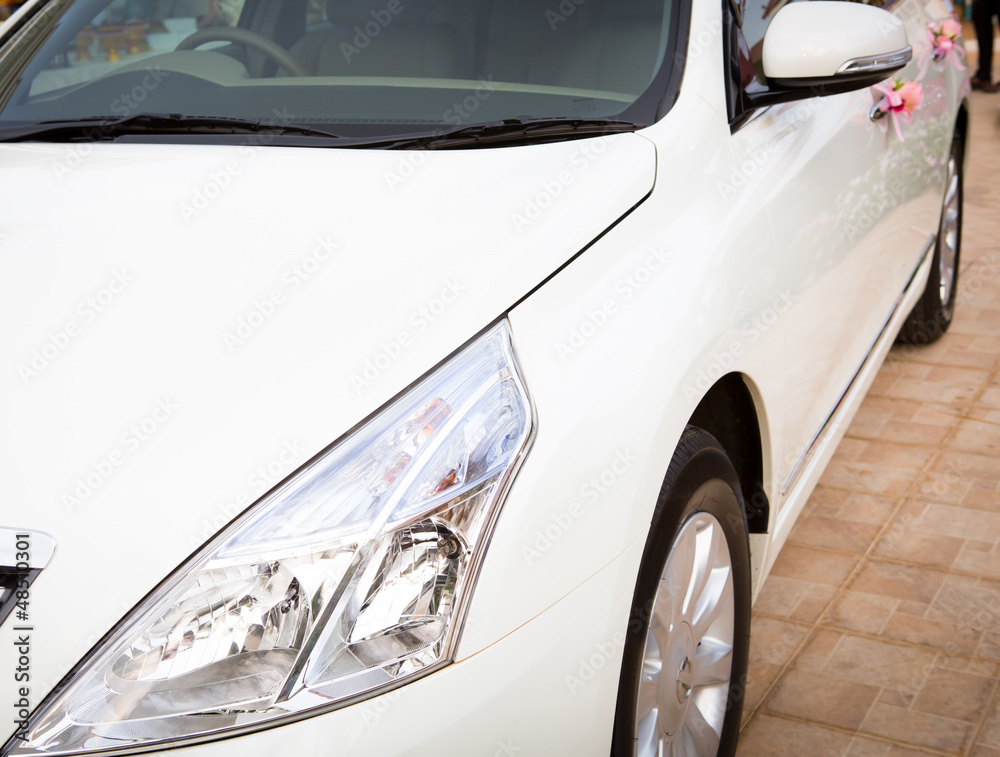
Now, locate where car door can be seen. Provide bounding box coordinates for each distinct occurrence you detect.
[728,0,917,506]
[889,0,965,308]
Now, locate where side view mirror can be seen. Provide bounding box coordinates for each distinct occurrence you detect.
[751,1,911,106]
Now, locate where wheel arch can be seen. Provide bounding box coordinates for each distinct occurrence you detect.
[955,99,970,172]
[687,372,771,535]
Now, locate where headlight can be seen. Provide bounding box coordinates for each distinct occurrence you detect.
[8,321,533,756]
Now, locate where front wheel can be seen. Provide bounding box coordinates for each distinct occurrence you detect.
[612,426,751,757]
[897,133,964,345]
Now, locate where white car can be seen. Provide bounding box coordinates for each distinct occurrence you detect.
[0,0,967,755]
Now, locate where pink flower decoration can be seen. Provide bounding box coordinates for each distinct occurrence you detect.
[927,16,966,70]
[880,89,904,113]
[899,81,924,115]
[873,78,924,141]
[941,18,962,38]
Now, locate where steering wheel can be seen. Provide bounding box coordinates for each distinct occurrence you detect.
[176,27,309,78]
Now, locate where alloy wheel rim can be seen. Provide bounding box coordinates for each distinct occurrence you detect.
[634,512,735,757]
[938,153,960,309]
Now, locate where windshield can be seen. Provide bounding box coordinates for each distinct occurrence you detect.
[0,0,680,144]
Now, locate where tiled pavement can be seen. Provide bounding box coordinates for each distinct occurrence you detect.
[735,71,1000,754]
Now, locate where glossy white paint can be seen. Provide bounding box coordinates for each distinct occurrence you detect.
[762,2,909,79]
[0,0,968,753]
[0,133,654,716]
[732,87,907,498]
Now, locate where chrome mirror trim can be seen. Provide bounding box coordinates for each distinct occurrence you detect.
[837,46,913,75]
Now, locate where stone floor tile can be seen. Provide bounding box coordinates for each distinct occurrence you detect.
[739,79,1000,755]
[904,502,1000,543]
[849,561,946,605]
[950,416,1000,456]
[768,544,860,588]
[752,574,809,618]
[901,331,1000,371]
[737,714,855,757]
[807,484,854,517]
[821,635,939,693]
[962,488,1000,513]
[880,613,982,657]
[747,615,810,668]
[789,583,838,624]
[871,419,953,447]
[932,450,1000,487]
[913,472,972,505]
[885,363,987,406]
[911,667,997,723]
[978,697,1000,748]
[816,458,918,497]
[884,748,946,757]
[788,513,883,554]
[953,546,1000,580]
[792,628,843,672]
[843,737,892,757]
[870,526,964,569]
[856,441,939,472]
[860,703,972,753]
[824,590,899,635]
[926,573,1000,624]
[763,667,880,731]
[835,492,900,526]
[742,660,784,727]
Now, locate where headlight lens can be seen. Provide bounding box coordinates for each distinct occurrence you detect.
[10,321,533,756]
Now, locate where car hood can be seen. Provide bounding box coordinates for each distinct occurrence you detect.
[0,134,654,720]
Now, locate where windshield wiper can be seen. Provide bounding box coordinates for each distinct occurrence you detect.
[0,114,641,148]
[0,113,344,143]
[368,117,643,150]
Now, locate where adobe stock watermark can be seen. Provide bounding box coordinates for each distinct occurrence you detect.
[683,288,795,402]
[955,253,1000,307]
[223,234,338,351]
[350,278,466,394]
[890,254,1000,359]
[442,75,497,127]
[717,99,823,200]
[511,138,609,234]
[53,66,170,181]
[62,397,179,514]
[339,0,405,63]
[188,439,305,549]
[841,181,908,243]
[546,0,587,30]
[17,269,134,385]
[840,125,952,243]
[383,76,497,192]
[668,18,723,69]
[492,739,522,756]
[11,532,33,743]
[522,449,637,566]
[179,107,298,223]
[565,632,626,695]
[554,245,675,361]
[357,688,402,728]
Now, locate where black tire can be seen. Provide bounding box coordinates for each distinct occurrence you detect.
[897,133,964,346]
[612,426,751,757]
